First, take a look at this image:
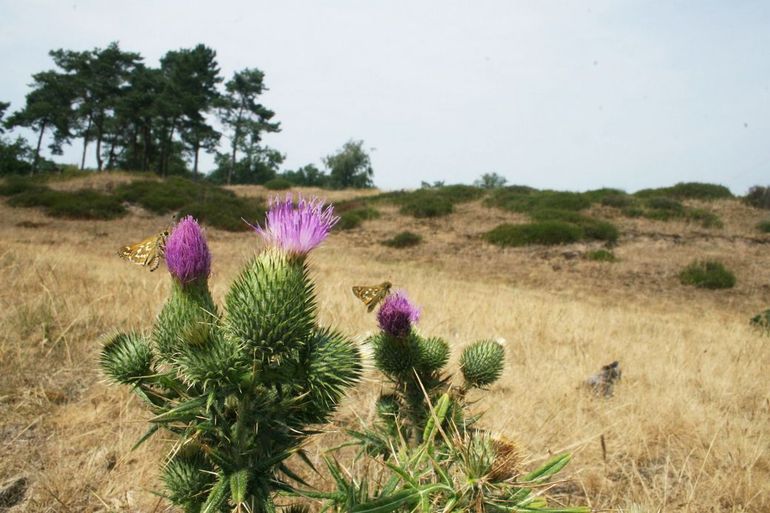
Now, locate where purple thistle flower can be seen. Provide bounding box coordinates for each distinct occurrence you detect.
[165,216,211,283]
[253,194,339,256]
[377,291,421,338]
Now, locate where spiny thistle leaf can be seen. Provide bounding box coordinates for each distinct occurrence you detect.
[224,251,316,360]
[100,331,153,385]
[229,468,249,504]
[460,339,505,387]
[201,472,229,513]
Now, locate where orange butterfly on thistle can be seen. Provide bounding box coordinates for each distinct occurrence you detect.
[352,281,393,312]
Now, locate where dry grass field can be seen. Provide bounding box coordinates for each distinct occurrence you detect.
[1,177,769,512]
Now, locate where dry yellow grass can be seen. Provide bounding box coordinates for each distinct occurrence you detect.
[0,183,768,512]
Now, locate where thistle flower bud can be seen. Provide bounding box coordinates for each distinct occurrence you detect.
[165,216,211,284]
[252,194,338,257]
[377,291,421,338]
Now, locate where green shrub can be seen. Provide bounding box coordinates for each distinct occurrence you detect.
[0,177,48,196]
[486,188,591,213]
[586,249,617,262]
[116,177,264,231]
[179,196,264,232]
[634,182,732,200]
[750,309,770,332]
[679,260,736,289]
[263,177,292,190]
[484,221,583,247]
[582,188,627,203]
[581,219,620,242]
[437,184,485,203]
[668,182,733,200]
[46,190,126,220]
[400,194,453,218]
[687,208,723,229]
[645,196,685,212]
[530,209,619,242]
[115,177,201,214]
[335,205,380,230]
[601,193,635,208]
[621,206,644,218]
[745,186,770,209]
[336,212,362,230]
[7,186,126,220]
[382,231,422,248]
[757,220,770,233]
[6,187,61,208]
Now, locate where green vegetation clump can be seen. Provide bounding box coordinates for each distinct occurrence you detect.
[0,177,49,196]
[400,193,454,218]
[336,204,380,230]
[601,193,635,208]
[645,196,685,214]
[486,187,591,213]
[2,176,263,230]
[679,260,736,289]
[635,182,733,200]
[687,208,723,229]
[750,309,770,333]
[530,209,619,242]
[115,177,264,231]
[757,220,770,233]
[382,231,422,248]
[263,177,292,190]
[745,186,770,210]
[586,249,617,262]
[484,221,583,247]
[7,185,126,220]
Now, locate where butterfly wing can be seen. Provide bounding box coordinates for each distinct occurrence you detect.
[352,282,393,312]
[119,231,167,271]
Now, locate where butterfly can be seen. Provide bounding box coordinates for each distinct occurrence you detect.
[118,229,170,272]
[352,282,393,312]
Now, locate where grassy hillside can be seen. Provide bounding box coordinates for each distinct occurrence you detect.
[0,174,769,512]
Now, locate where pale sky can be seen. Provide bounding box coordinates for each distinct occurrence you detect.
[1,1,769,192]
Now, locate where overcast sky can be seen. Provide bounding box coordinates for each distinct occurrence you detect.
[1,1,769,192]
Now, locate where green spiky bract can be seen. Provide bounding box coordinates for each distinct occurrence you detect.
[100,332,153,385]
[100,244,361,513]
[460,339,505,387]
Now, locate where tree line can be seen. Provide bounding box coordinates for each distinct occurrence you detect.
[0,42,374,188]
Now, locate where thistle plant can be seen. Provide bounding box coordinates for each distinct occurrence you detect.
[101,202,362,513]
[365,291,505,445]
[313,292,588,512]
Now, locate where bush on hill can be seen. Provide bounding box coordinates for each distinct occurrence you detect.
[484,221,584,247]
[336,205,380,230]
[7,185,126,220]
[382,231,422,248]
[757,220,770,233]
[263,177,292,190]
[745,186,770,210]
[679,260,736,289]
[585,249,617,262]
[530,209,619,242]
[635,182,733,200]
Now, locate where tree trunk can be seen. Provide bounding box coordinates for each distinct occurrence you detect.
[228,127,240,185]
[164,122,176,177]
[106,135,118,170]
[142,123,150,172]
[32,121,47,174]
[80,114,92,170]
[95,120,104,171]
[193,140,200,176]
